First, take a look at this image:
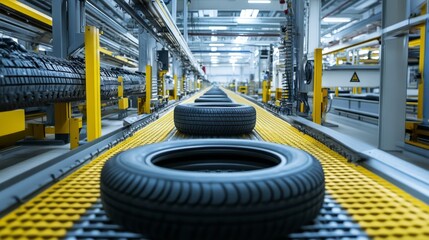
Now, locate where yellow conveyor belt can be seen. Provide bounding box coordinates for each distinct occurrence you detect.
[227,91,429,239]
[0,90,428,239]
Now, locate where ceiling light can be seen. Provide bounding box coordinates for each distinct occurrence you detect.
[211,36,218,42]
[322,17,351,23]
[229,58,238,64]
[234,36,249,43]
[209,43,224,47]
[248,0,271,3]
[240,9,259,18]
[209,26,228,30]
[209,53,221,56]
[211,47,218,51]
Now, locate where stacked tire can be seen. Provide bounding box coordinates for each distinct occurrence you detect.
[0,38,145,111]
[194,87,231,103]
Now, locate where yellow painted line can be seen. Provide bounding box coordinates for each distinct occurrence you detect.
[227,90,429,239]
[0,92,204,238]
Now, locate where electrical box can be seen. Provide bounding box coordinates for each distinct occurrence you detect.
[157,50,169,71]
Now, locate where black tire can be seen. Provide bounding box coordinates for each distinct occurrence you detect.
[204,91,226,95]
[195,98,232,103]
[174,103,255,135]
[201,94,227,98]
[101,140,325,240]
[0,39,145,111]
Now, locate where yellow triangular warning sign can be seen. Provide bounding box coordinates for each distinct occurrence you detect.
[350,72,360,82]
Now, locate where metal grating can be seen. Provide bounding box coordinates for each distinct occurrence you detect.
[63,195,368,240]
[228,90,429,239]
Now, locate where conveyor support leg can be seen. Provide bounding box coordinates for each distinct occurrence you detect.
[144,65,152,114]
[55,102,71,142]
[70,117,82,150]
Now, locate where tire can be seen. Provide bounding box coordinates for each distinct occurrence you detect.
[195,98,232,103]
[100,140,325,240]
[204,91,226,95]
[201,94,227,98]
[0,39,145,111]
[174,103,255,135]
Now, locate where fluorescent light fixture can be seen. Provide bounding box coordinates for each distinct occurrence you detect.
[248,0,271,3]
[240,9,259,18]
[211,47,218,52]
[211,36,218,42]
[209,53,221,56]
[209,26,228,30]
[209,43,224,47]
[234,36,249,43]
[229,58,238,64]
[323,17,351,23]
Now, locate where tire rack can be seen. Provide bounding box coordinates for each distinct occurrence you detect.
[0,89,428,239]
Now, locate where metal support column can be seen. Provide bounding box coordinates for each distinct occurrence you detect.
[418,5,426,120]
[312,48,323,124]
[85,26,101,141]
[183,0,189,42]
[52,0,84,58]
[307,0,321,58]
[378,0,409,150]
[172,0,177,23]
[423,2,429,125]
[138,30,149,72]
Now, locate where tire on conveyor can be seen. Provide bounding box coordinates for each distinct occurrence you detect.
[201,94,228,98]
[195,97,232,103]
[174,103,255,135]
[204,91,226,95]
[100,139,325,240]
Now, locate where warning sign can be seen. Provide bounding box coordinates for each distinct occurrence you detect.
[350,72,360,82]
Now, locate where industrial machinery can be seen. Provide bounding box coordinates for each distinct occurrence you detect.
[1,0,429,239]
